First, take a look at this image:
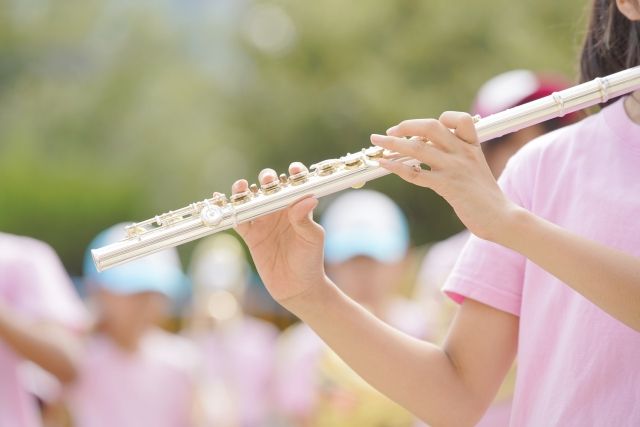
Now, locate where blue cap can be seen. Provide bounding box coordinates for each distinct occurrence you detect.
[83,223,188,300]
[321,190,409,264]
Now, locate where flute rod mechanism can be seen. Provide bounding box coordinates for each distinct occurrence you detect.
[92,66,640,272]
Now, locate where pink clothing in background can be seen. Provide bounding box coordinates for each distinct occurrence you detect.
[444,97,640,426]
[0,233,88,427]
[66,330,198,427]
[275,298,429,423]
[194,316,278,426]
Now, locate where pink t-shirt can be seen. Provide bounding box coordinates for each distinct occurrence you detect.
[444,97,640,426]
[193,316,278,426]
[66,329,198,427]
[0,233,88,427]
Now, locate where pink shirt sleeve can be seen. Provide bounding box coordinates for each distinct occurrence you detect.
[0,235,89,330]
[442,145,540,317]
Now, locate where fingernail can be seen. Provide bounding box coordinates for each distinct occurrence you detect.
[386,126,397,135]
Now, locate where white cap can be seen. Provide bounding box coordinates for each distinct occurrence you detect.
[189,234,248,294]
[321,190,409,264]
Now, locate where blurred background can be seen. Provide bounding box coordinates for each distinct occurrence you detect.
[1,0,585,275]
[1,1,591,426]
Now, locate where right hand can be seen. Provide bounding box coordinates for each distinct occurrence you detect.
[231,162,327,304]
[372,112,518,243]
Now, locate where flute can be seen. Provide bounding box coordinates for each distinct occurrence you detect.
[92,66,640,272]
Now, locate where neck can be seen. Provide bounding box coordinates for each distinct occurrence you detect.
[101,322,142,352]
[624,90,640,124]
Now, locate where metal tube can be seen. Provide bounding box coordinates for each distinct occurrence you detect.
[92,66,640,271]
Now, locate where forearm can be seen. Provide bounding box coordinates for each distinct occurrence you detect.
[282,279,485,426]
[0,304,81,383]
[497,207,640,331]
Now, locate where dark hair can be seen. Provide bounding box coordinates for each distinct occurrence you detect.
[580,0,640,83]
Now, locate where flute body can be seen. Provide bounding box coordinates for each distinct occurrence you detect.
[92,66,640,271]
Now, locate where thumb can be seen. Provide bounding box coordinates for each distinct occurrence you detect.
[288,197,323,242]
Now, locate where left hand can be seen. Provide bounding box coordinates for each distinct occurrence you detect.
[370,111,519,242]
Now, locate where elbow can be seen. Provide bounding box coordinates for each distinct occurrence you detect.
[47,351,81,384]
[55,362,79,384]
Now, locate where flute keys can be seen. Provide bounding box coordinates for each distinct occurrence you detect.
[260,179,281,195]
[211,192,228,206]
[311,159,340,176]
[342,152,364,169]
[289,168,309,185]
[125,224,146,238]
[364,146,385,159]
[230,189,252,205]
[201,204,224,226]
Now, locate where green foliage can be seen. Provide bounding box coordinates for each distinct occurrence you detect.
[0,0,586,273]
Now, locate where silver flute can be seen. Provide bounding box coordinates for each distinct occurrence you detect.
[93,66,640,271]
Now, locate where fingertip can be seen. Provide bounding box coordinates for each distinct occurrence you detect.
[386,125,399,136]
[290,196,317,220]
[370,134,384,145]
[231,179,248,194]
[258,168,277,185]
[299,196,319,211]
[289,161,308,175]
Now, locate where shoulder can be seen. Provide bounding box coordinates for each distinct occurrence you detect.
[505,110,603,174]
[0,233,59,265]
[497,113,601,207]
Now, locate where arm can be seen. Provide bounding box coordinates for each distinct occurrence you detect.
[0,302,82,383]
[289,281,517,426]
[499,208,640,331]
[231,166,517,426]
[372,112,640,332]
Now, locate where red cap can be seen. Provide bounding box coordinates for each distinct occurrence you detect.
[473,70,577,125]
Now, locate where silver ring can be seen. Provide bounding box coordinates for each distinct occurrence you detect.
[552,92,565,117]
[595,77,610,103]
[411,164,422,174]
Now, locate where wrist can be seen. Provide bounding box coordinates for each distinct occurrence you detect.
[279,276,340,321]
[490,204,535,249]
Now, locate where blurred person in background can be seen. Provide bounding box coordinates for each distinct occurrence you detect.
[413,69,578,426]
[0,232,88,427]
[275,190,427,427]
[186,233,278,427]
[63,224,200,427]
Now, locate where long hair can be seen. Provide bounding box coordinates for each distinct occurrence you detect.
[580,0,640,84]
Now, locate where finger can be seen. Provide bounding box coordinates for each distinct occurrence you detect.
[370,134,445,168]
[289,162,308,175]
[385,118,450,139]
[385,119,456,151]
[230,180,250,235]
[231,179,248,195]
[438,111,479,145]
[378,159,435,189]
[288,197,323,243]
[258,168,278,185]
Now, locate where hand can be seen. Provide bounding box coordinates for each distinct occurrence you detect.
[231,163,327,304]
[371,112,519,242]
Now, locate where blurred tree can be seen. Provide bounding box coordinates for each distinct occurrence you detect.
[0,0,586,274]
